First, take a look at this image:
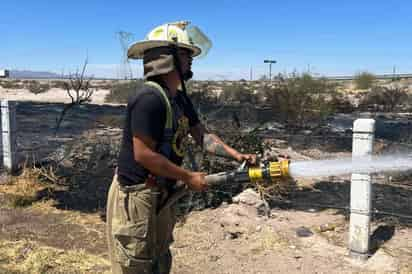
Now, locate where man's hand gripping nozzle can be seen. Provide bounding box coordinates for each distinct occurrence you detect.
[205,159,290,186]
[161,160,291,212]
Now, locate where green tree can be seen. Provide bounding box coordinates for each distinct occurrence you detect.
[265,73,339,127]
[220,83,256,104]
[355,72,376,90]
[359,86,408,112]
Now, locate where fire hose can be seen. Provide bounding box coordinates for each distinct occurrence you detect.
[158,160,291,213]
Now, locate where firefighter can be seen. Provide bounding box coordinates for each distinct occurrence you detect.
[106,21,256,274]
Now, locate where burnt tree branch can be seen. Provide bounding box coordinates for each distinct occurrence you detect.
[55,58,94,135]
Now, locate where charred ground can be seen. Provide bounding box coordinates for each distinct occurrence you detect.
[0,76,412,273]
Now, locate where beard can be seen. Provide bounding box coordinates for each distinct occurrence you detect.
[182,69,193,81]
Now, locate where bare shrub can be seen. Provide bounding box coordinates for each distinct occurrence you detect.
[91,80,113,90]
[45,131,121,211]
[51,80,67,89]
[355,71,376,90]
[0,80,21,89]
[329,93,354,113]
[187,81,218,105]
[0,161,58,208]
[220,83,257,104]
[265,73,339,127]
[359,85,409,112]
[55,58,95,134]
[25,80,50,94]
[105,80,144,104]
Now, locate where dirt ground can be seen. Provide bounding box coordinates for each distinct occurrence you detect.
[0,182,411,274]
[0,92,411,273]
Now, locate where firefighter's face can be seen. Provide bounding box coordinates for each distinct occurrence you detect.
[178,49,193,80]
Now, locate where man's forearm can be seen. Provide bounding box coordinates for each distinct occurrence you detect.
[190,124,241,161]
[203,133,240,160]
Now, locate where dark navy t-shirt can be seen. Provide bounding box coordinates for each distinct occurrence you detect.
[117,84,200,186]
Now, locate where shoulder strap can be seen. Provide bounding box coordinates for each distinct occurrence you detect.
[144,81,173,130]
[143,81,174,161]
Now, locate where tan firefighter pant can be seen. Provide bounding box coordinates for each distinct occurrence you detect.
[106,174,176,274]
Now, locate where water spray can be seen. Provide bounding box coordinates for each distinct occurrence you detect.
[288,155,412,178]
[205,154,412,185]
[206,155,412,185]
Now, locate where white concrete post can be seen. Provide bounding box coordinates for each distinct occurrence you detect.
[1,100,17,172]
[349,118,375,260]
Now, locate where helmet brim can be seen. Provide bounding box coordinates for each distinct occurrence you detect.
[128,40,201,59]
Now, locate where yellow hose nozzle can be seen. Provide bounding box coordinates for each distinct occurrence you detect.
[206,160,291,186]
[248,167,263,182]
[248,160,290,182]
[269,160,290,179]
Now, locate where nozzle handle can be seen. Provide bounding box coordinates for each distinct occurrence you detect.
[205,172,230,186]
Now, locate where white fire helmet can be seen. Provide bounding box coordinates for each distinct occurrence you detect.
[128,21,212,59]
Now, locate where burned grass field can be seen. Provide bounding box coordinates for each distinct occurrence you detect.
[0,97,412,273]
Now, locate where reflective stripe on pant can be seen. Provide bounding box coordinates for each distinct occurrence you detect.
[106,175,176,274]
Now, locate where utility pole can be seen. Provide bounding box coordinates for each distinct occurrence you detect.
[264,59,277,81]
[393,65,397,81]
[250,66,253,81]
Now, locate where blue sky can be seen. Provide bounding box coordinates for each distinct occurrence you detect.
[1,0,411,80]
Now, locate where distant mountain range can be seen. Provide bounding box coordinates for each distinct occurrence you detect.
[9,70,62,79]
[8,70,117,80]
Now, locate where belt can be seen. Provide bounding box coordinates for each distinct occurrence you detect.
[117,173,186,217]
[119,183,147,193]
[117,174,169,198]
[117,174,157,191]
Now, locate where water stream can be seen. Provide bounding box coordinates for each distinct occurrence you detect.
[289,154,412,178]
